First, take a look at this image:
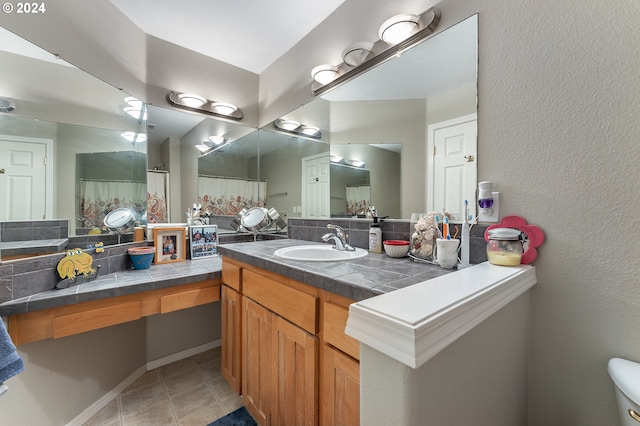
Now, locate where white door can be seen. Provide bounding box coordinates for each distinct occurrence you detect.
[428,114,477,221]
[302,154,330,218]
[0,137,48,220]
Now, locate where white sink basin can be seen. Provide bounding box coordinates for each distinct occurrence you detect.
[274,245,368,261]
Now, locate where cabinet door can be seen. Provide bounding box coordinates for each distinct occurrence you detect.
[272,315,318,426]
[221,285,242,393]
[242,297,272,426]
[322,345,360,426]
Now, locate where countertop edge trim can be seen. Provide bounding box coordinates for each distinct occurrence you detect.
[345,265,537,369]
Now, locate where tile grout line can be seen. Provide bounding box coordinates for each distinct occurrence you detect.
[158,361,183,424]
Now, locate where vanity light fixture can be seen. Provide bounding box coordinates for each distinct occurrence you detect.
[275,119,300,131]
[0,98,15,113]
[378,14,421,45]
[311,7,440,96]
[122,132,147,143]
[330,156,365,168]
[167,91,243,120]
[342,42,375,67]
[177,93,207,108]
[311,64,340,85]
[299,125,321,137]
[123,96,146,120]
[344,159,365,168]
[211,102,238,116]
[208,135,226,145]
[274,118,322,139]
[195,143,211,153]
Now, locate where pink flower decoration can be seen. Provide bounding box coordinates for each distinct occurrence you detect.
[484,215,545,264]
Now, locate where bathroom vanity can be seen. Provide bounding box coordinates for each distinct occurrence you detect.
[217,239,537,426]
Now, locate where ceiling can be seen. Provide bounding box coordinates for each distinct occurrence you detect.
[109,0,346,74]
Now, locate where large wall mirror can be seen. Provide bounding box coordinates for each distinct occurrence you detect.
[259,14,478,220]
[0,26,147,260]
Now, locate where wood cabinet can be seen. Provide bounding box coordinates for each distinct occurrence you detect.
[221,256,359,426]
[271,314,318,426]
[242,297,272,425]
[322,345,360,426]
[221,259,243,393]
[221,285,242,393]
[8,279,220,346]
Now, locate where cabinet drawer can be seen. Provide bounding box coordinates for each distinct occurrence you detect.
[323,301,360,360]
[222,259,242,291]
[53,301,141,339]
[243,269,318,334]
[160,286,220,314]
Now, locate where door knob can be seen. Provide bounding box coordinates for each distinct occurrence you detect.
[0,168,4,173]
[464,155,474,162]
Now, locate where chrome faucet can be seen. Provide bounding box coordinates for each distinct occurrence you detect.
[322,224,355,251]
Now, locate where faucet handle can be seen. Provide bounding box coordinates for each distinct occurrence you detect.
[327,224,347,239]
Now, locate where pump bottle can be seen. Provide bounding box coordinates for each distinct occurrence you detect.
[369,215,382,253]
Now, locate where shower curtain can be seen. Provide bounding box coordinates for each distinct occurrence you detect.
[198,176,266,215]
[346,185,371,215]
[80,180,146,228]
[147,171,169,223]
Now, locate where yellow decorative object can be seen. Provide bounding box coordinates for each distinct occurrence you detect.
[95,242,104,253]
[57,248,96,280]
[88,228,102,235]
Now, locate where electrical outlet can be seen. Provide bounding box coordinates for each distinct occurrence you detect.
[478,192,500,223]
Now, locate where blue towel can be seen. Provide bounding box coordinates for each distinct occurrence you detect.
[0,320,24,383]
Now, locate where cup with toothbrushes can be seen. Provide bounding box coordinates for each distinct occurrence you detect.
[435,237,460,268]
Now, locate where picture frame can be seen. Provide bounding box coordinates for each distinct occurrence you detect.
[152,227,187,264]
[189,224,219,260]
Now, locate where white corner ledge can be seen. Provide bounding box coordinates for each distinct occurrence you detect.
[345,262,537,369]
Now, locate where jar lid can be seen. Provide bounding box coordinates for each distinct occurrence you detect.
[487,228,521,240]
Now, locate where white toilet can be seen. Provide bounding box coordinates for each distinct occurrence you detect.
[608,358,640,425]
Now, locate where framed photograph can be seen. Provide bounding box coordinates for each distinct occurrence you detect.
[189,225,219,260]
[153,227,187,264]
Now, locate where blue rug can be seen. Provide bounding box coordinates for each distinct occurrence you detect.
[208,406,257,426]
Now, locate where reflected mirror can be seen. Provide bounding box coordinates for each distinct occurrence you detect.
[0,26,147,260]
[262,14,478,220]
[145,105,257,224]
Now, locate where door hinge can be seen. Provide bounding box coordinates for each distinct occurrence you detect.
[43,157,47,166]
[433,146,436,156]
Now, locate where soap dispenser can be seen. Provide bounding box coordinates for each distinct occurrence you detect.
[369,209,382,253]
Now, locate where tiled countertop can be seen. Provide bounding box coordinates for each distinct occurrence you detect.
[218,239,453,302]
[0,238,453,316]
[0,238,69,257]
[0,257,222,316]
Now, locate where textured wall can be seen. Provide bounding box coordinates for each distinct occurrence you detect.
[266,1,640,424]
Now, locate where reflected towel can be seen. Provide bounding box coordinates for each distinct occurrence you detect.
[0,320,23,383]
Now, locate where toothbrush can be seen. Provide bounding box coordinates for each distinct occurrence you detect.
[434,215,443,238]
[460,200,470,265]
[443,217,450,240]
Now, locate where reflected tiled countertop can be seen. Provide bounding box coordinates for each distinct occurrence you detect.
[218,239,453,302]
[0,257,222,316]
[0,238,69,257]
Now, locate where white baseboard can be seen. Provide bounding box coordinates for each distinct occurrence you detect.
[146,339,221,370]
[66,339,221,426]
[66,364,147,426]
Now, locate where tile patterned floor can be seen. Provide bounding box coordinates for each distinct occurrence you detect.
[83,347,244,426]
